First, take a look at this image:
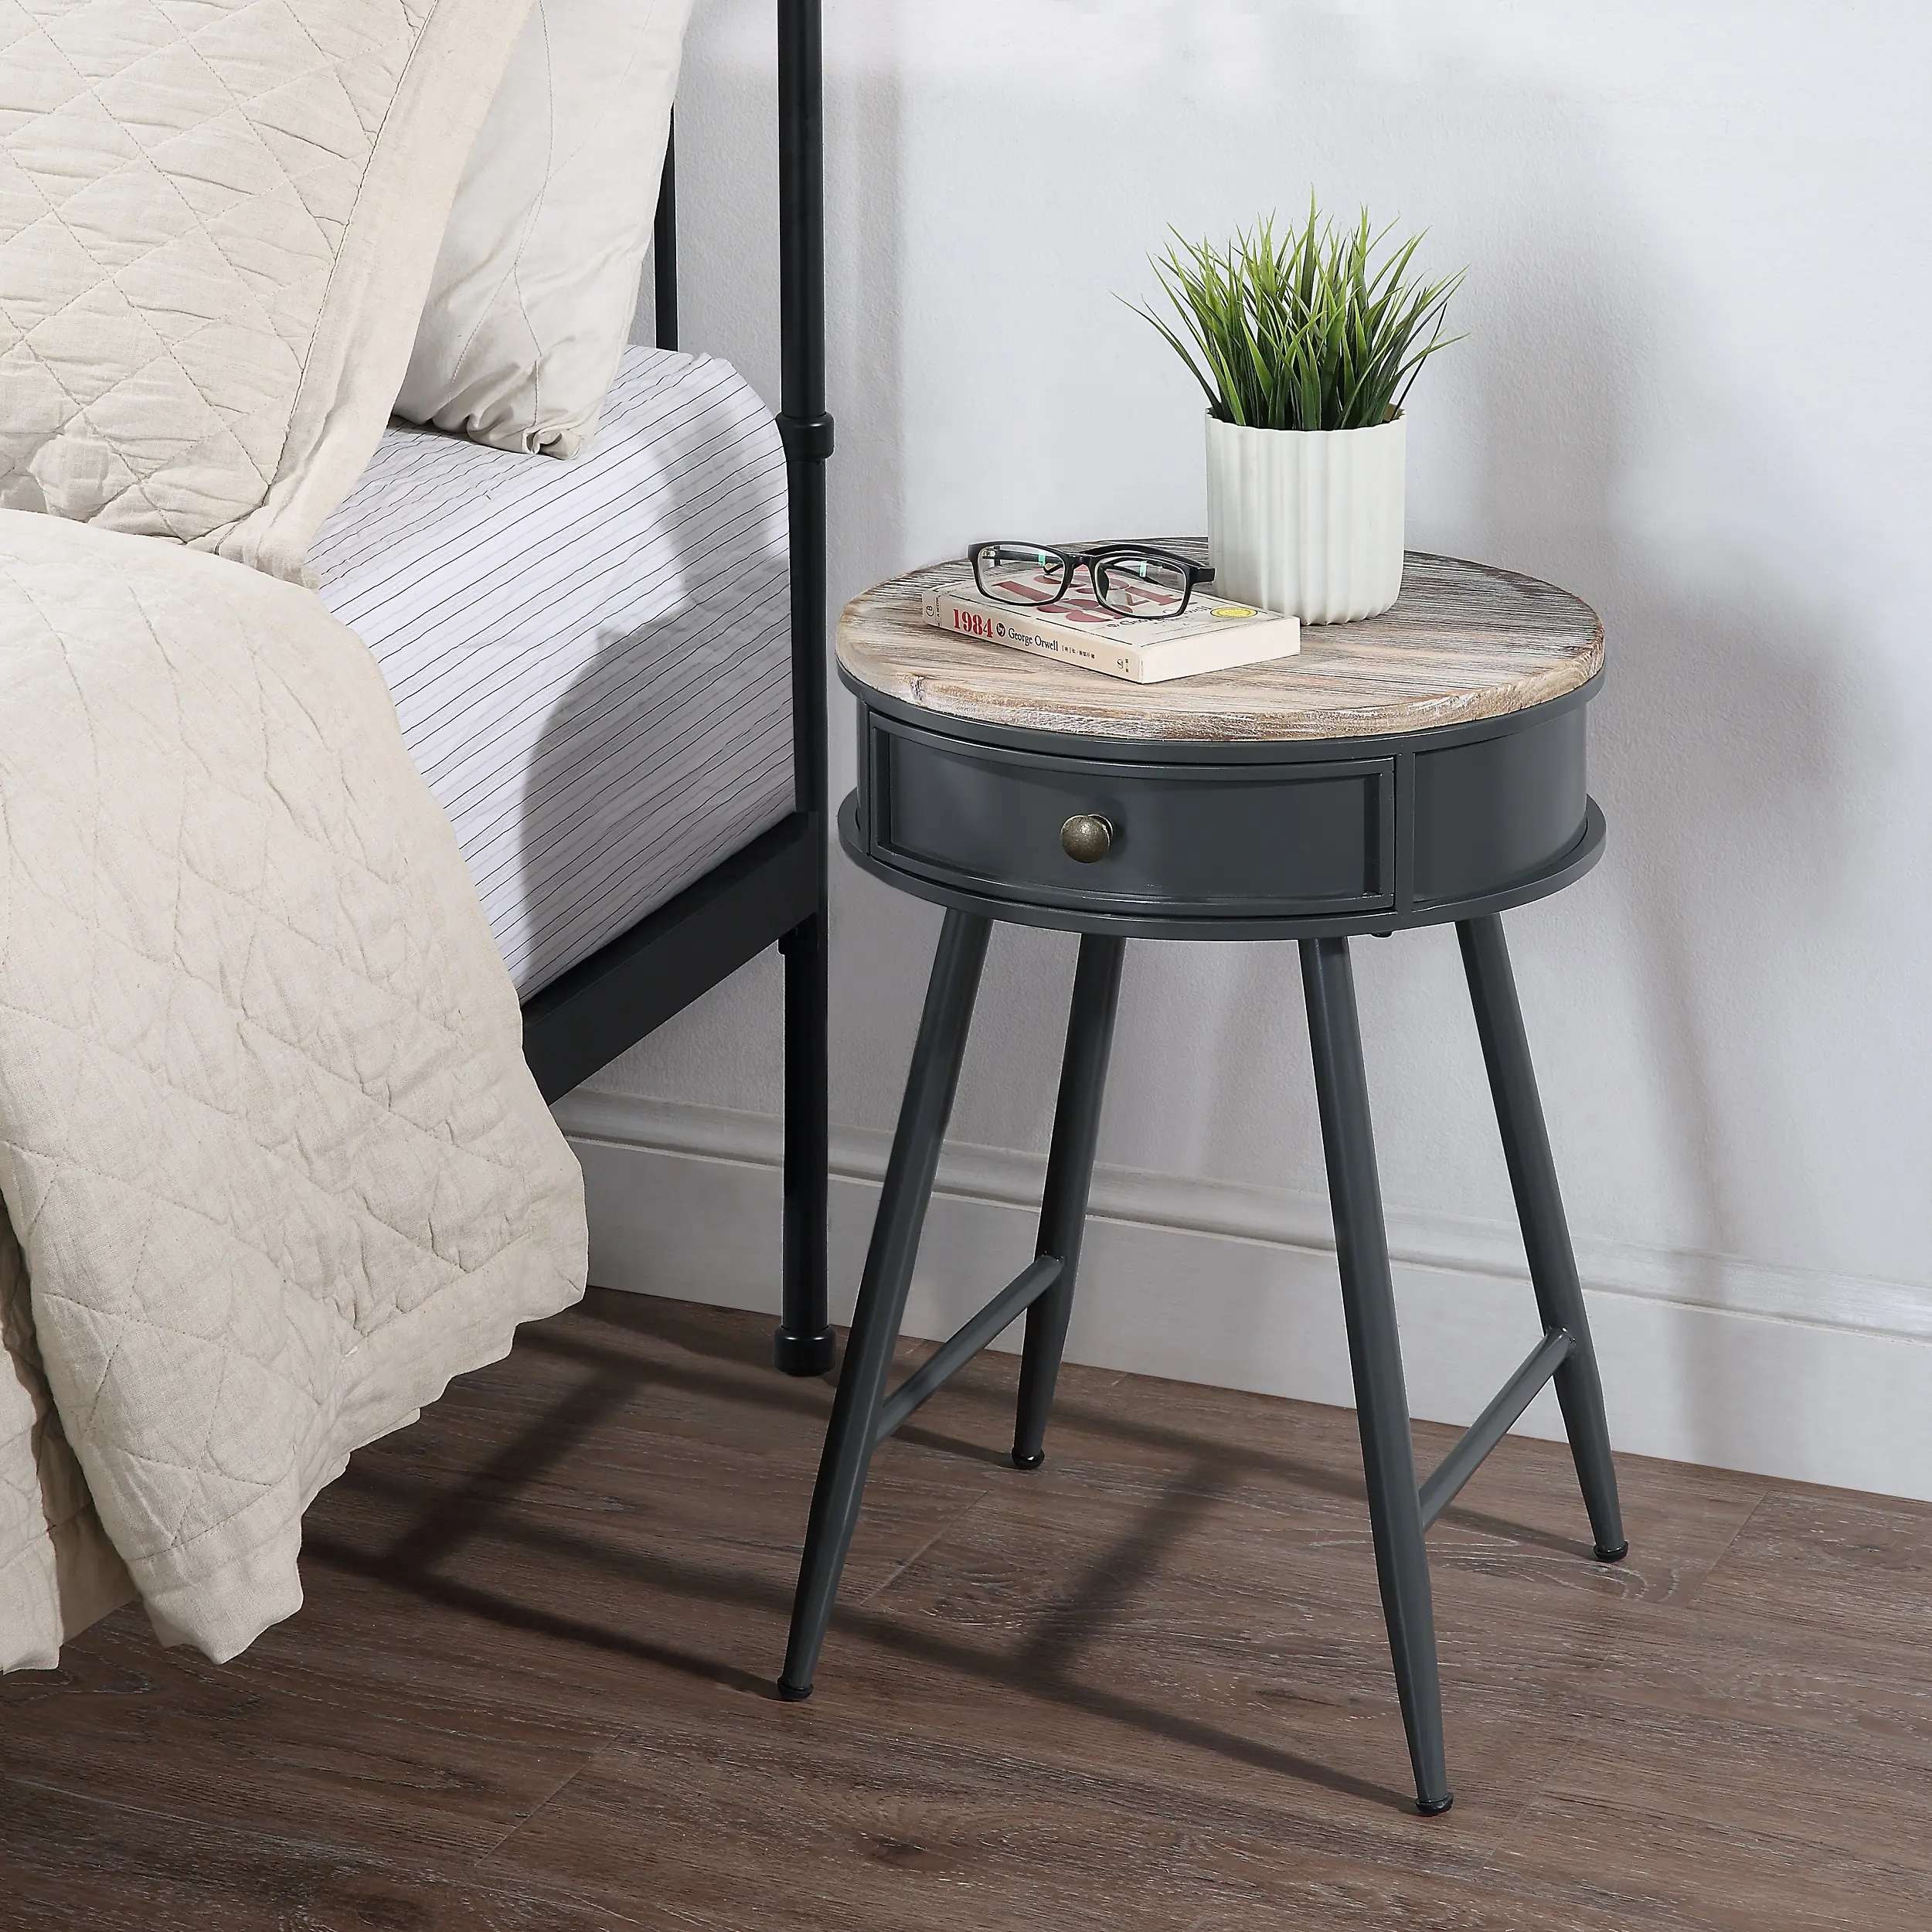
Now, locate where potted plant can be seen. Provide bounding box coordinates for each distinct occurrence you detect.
[1134,202,1462,624]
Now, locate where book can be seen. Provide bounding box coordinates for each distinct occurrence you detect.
[920,570,1298,684]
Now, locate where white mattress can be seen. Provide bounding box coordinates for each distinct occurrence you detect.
[311,347,794,998]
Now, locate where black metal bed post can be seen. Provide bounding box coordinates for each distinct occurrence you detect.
[774,0,835,1376]
[652,112,678,352]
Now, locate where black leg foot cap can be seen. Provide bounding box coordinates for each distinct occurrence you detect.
[773,1326,836,1378]
[776,1679,814,1702]
[1594,1540,1630,1564]
[1012,1449,1045,1471]
[1417,1794,1454,1817]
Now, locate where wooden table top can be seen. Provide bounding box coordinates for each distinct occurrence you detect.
[835,549,1604,743]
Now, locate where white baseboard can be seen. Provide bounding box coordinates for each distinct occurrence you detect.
[556,1091,1932,1503]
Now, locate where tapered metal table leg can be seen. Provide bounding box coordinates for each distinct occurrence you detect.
[780,910,992,1699]
[1012,935,1127,1470]
[1301,935,1452,1815]
[1458,915,1628,1562]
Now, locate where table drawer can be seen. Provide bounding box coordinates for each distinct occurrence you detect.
[865,716,1394,918]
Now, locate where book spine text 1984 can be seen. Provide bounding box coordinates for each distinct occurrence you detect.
[922,590,1156,681]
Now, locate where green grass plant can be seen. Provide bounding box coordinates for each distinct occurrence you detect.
[1134,199,1464,432]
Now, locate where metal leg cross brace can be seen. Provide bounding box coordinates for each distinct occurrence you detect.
[779,927,1124,1700]
[1298,926,1630,1814]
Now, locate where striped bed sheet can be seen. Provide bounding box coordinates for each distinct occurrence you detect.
[311,346,794,1000]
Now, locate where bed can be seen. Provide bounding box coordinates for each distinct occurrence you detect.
[0,0,838,1668]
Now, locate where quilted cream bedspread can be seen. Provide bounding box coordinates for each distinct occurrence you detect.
[0,509,587,1670]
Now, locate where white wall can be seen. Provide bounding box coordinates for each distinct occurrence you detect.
[577,1,1932,1498]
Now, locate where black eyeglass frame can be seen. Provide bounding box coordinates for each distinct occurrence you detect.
[967,540,1216,619]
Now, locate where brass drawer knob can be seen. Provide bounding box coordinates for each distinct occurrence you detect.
[1060,813,1114,863]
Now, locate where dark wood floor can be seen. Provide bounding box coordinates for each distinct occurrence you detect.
[4,1288,1931,1930]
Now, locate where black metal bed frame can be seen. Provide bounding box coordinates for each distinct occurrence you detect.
[517,1,834,1378]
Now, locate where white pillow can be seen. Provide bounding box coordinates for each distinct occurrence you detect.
[396,0,697,458]
[0,0,536,580]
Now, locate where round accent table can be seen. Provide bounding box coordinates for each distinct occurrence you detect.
[781,549,1628,1817]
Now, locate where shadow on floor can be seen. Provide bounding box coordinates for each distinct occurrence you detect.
[311,1291,1435,1812]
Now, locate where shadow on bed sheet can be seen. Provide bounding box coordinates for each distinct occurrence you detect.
[515,502,794,1003]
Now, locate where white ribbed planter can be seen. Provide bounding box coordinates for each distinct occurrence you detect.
[1205,414,1406,623]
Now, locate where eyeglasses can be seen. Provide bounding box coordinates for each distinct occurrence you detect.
[968,541,1215,619]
